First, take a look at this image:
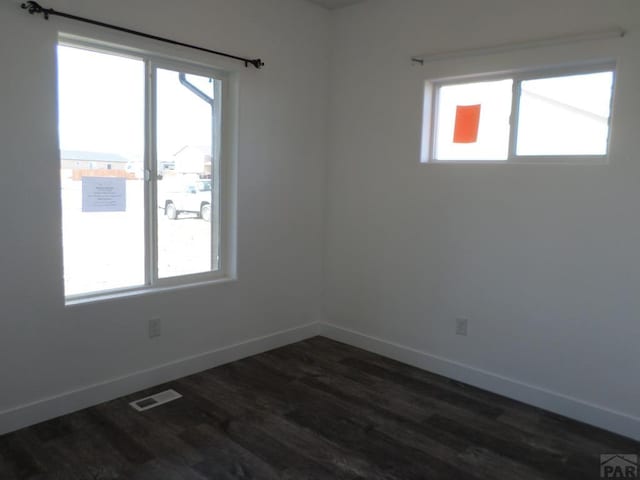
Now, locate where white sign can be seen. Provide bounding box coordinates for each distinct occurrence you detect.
[82,177,126,212]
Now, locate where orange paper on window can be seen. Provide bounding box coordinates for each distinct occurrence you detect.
[453,104,481,143]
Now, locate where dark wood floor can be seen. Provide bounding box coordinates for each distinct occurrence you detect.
[0,336,637,479]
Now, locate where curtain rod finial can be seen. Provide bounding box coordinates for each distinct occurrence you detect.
[21,1,50,19]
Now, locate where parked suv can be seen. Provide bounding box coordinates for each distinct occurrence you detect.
[160,179,212,222]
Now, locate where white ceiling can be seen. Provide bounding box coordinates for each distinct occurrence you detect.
[306,0,366,9]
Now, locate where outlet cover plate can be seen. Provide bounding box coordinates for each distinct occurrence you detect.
[149,318,161,338]
[456,318,469,336]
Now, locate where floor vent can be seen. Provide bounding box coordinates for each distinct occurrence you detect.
[130,389,182,412]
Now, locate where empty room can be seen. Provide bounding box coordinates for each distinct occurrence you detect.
[1,0,639,478]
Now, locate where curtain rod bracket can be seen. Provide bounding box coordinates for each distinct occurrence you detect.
[21,1,51,20]
[20,1,264,69]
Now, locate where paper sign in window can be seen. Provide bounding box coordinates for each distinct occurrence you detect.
[82,177,126,212]
[453,104,481,143]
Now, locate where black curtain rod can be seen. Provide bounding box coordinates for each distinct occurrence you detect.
[20,1,264,69]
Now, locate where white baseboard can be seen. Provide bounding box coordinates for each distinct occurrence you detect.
[319,322,640,441]
[3,320,638,441]
[0,322,320,436]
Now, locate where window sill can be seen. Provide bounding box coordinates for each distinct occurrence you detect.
[422,156,609,165]
[65,276,237,307]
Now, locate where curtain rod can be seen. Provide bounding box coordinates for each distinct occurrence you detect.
[20,1,264,69]
[411,28,626,65]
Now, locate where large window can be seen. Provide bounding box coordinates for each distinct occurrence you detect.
[427,65,615,163]
[58,42,228,300]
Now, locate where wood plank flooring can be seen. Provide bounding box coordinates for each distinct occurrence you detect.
[0,336,637,479]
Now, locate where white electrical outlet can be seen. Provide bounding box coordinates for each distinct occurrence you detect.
[456,318,468,336]
[149,318,162,338]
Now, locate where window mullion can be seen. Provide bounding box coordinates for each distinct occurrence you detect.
[146,61,159,286]
[508,78,522,161]
[212,81,221,271]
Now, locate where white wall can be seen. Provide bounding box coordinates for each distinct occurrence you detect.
[324,0,640,438]
[3,0,640,440]
[0,0,328,432]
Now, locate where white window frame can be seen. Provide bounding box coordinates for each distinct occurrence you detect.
[59,35,237,304]
[426,62,617,164]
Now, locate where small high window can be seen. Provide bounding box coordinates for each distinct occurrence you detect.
[427,65,615,163]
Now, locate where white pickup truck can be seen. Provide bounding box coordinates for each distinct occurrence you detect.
[159,179,212,222]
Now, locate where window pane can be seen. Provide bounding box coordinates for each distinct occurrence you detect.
[156,68,220,279]
[58,46,145,296]
[434,79,513,161]
[516,71,614,156]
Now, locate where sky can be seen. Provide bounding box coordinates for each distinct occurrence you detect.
[57,45,215,165]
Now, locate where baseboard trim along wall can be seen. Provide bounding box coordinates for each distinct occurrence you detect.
[0,322,321,436]
[2,320,638,440]
[319,322,640,441]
